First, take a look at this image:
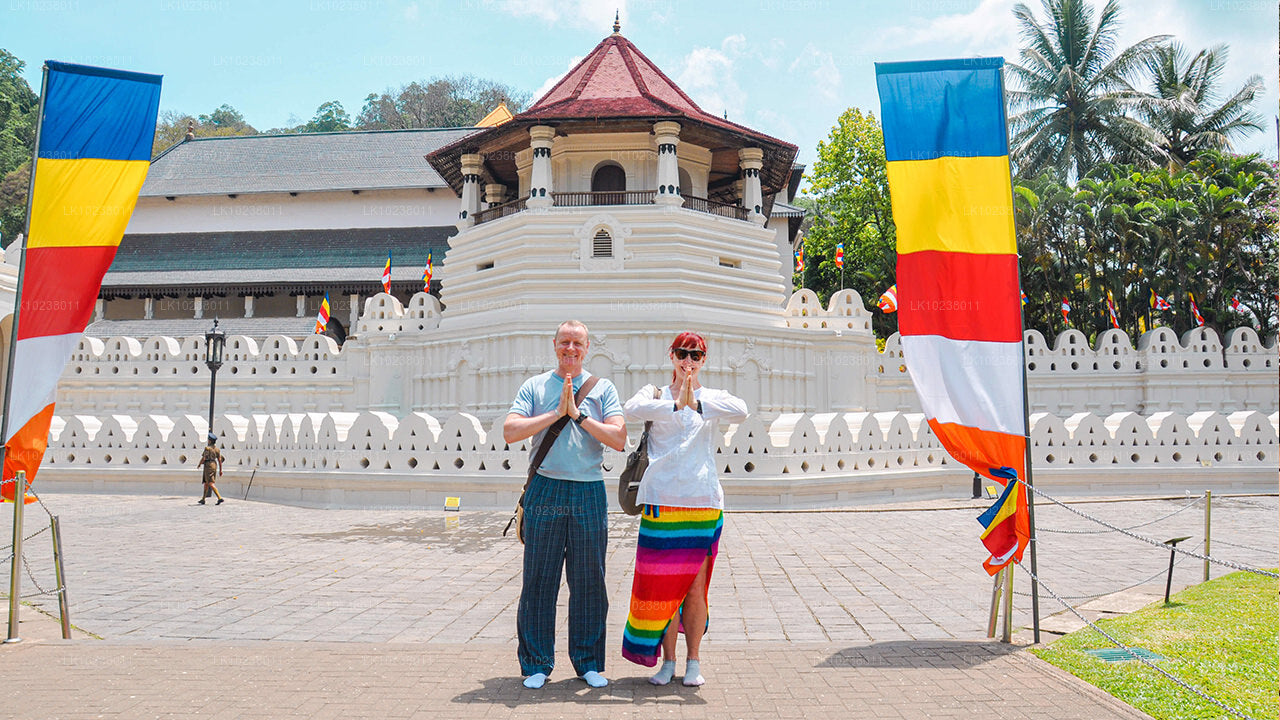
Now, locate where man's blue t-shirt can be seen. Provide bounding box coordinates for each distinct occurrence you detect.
[509,370,624,481]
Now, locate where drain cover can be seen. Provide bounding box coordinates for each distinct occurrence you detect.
[1084,648,1165,663]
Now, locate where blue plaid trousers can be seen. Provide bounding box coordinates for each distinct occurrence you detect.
[517,472,608,677]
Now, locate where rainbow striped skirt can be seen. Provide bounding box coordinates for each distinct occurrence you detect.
[621,505,724,666]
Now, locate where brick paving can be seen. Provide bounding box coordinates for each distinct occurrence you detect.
[0,490,1274,718]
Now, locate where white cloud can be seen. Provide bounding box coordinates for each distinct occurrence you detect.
[868,0,1019,58]
[403,2,419,22]
[485,0,625,32]
[676,42,746,120]
[789,44,841,102]
[531,56,584,103]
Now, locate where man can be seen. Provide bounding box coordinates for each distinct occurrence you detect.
[197,434,225,505]
[503,320,626,689]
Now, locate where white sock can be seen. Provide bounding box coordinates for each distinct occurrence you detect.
[649,660,676,685]
[683,659,704,686]
[522,672,547,689]
[580,670,608,688]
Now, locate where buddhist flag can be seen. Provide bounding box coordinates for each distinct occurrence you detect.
[877,284,898,313]
[1060,297,1071,324]
[423,252,433,291]
[1020,290,1028,307]
[794,244,805,272]
[314,293,331,334]
[835,243,844,269]
[1106,290,1120,329]
[1189,292,1204,326]
[381,253,392,294]
[1150,289,1171,311]
[1230,295,1241,312]
[3,62,161,501]
[877,57,1028,573]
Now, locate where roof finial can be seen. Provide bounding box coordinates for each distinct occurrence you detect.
[612,10,620,34]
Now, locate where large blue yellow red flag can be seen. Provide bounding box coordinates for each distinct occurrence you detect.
[2,62,162,501]
[314,293,331,334]
[381,253,392,294]
[876,57,1029,573]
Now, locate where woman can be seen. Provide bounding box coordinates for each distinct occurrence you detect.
[621,332,748,686]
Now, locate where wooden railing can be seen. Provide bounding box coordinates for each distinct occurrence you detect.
[551,190,657,206]
[681,194,750,221]
[471,191,751,224]
[473,197,527,225]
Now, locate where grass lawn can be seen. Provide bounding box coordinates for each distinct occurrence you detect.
[1031,569,1278,720]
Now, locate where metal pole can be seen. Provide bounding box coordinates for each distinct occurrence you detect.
[1203,490,1211,582]
[6,471,26,642]
[206,364,218,439]
[1001,563,1013,643]
[50,515,70,639]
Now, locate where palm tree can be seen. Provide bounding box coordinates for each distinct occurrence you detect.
[1141,43,1264,168]
[1007,0,1169,180]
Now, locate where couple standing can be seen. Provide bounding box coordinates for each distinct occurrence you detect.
[502,320,747,690]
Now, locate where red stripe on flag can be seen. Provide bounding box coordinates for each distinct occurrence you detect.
[2,402,55,500]
[897,250,1021,342]
[926,418,1026,483]
[16,245,119,340]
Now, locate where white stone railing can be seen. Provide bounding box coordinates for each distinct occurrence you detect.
[43,408,1277,477]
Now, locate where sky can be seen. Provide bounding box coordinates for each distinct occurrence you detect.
[5,0,1277,177]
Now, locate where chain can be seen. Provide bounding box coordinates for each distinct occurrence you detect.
[1012,545,1200,600]
[1037,494,1203,535]
[1017,561,1261,720]
[1211,538,1280,556]
[1218,496,1280,510]
[19,552,58,598]
[1023,481,1278,578]
[0,523,50,556]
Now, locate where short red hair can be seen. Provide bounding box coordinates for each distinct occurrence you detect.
[669,332,707,353]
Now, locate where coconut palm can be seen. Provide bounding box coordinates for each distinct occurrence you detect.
[1142,43,1264,168]
[1007,0,1169,180]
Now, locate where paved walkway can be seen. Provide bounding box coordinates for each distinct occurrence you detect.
[1,490,1275,718]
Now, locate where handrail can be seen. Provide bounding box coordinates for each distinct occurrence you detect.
[473,197,527,225]
[552,190,657,206]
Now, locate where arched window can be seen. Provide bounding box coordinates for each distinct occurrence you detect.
[592,229,613,258]
[591,164,626,205]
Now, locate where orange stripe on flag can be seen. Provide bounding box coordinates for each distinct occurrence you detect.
[2,403,55,503]
[926,418,1026,483]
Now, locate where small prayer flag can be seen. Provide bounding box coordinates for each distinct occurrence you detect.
[314,293,331,334]
[1060,297,1071,324]
[1106,290,1120,329]
[877,284,898,313]
[1150,289,1171,311]
[835,243,844,270]
[1189,292,1204,326]
[795,244,805,272]
[382,253,392,294]
[423,252,433,292]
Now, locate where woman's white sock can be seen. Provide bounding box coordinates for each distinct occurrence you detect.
[683,659,704,686]
[649,660,676,685]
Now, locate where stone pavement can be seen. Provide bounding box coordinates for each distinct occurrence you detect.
[0,490,1275,718]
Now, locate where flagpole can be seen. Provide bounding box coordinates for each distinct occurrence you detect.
[4,63,49,643]
[1000,64,1040,642]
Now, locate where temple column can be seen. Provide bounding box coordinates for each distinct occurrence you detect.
[296,294,306,318]
[94,299,104,322]
[349,293,359,329]
[484,183,507,208]
[457,153,483,229]
[653,121,683,207]
[528,125,555,209]
[193,296,204,319]
[144,297,154,320]
[244,295,254,318]
[739,147,765,225]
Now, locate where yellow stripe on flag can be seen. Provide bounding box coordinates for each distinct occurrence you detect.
[886,155,1016,255]
[28,158,150,248]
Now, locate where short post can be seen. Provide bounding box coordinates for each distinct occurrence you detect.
[1001,564,1013,643]
[986,567,1003,638]
[50,516,71,639]
[1203,491,1211,582]
[1163,536,1191,605]
[6,471,27,643]
[971,471,981,499]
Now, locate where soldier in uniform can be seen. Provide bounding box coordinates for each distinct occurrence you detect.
[197,433,225,505]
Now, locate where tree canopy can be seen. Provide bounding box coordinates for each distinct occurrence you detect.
[356,75,529,130]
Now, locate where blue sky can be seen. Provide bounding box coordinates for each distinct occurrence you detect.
[5,0,1276,172]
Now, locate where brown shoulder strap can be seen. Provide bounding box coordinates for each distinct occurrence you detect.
[526,375,601,483]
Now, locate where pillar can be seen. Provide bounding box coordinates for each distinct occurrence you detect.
[244,295,254,318]
[484,183,507,208]
[349,293,359,330]
[739,147,765,225]
[653,121,683,207]
[94,299,104,322]
[457,153,483,229]
[528,125,555,209]
[296,294,306,318]
[193,296,204,319]
[144,297,154,320]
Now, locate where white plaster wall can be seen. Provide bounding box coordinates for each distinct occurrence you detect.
[125,188,458,234]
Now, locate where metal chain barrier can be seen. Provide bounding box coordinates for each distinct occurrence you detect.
[1012,544,1201,601]
[1023,481,1278,579]
[1211,538,1280,556]
[1017,561,1261,720]
[19,552,57,599]
[1036,494,1204,535]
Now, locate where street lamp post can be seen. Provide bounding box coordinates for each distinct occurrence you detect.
[204,318,226,439]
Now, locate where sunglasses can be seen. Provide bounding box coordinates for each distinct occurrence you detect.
[672,348,705,361]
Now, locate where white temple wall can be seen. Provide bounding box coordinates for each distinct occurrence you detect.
[124,189,457,234]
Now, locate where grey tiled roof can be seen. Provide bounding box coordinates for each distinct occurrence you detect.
[772,200,806,218]
[143,128,480,197]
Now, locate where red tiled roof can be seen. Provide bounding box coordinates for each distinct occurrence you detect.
[519,33,790,147]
